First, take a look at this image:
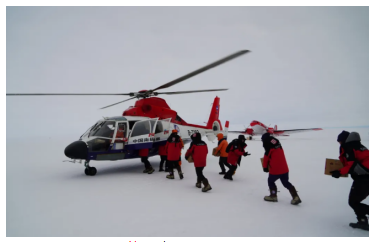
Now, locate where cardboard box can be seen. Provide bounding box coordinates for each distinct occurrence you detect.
[324,159,348,178]
[212,147,220,157]
[260,158,270,171]
[187,155,193,163]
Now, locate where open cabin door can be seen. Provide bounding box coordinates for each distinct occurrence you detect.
[128,118,158,150]
[152,118,171,148]
[112,121,128,150]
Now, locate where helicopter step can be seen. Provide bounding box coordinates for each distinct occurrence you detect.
[62,159,83,164]
[84,160,97,176]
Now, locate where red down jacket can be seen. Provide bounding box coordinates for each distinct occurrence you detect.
[339,133,369,176]
[227,140,247,166]
[158,144,167,156]
[185,133,208,167]
[262,135,289,175]
[166,134,183,161]
[139,148,149,157]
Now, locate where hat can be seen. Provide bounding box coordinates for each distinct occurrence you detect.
[217,133,224,140]
[238,135,246,141]
[261,133,271,141]
[172,129,178,133]
[337,130,350,143]
[345,132,361,143]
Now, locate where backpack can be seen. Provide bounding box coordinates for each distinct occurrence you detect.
[226,139,237,153]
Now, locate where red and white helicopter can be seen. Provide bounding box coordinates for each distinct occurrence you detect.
[7,50,249,175]
[229,120,322,140]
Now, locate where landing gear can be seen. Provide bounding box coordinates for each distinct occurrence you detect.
[84,160,97,176]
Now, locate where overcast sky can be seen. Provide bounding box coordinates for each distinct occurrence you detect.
[6,6,369,138]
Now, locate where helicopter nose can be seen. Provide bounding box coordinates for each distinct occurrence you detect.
[64,141,88,159]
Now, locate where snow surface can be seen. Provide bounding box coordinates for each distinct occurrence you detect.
[6,128,369,237]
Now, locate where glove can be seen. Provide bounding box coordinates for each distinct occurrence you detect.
[330,170,341,178]
[243,152,250,157]
[263,167,269,173]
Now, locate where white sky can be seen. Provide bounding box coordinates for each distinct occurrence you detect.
[5,4,372,138]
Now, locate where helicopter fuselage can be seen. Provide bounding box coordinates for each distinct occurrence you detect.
[64,97,226,162]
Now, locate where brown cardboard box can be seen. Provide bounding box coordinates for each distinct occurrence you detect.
[324,159,348,178]
[187,155,193,163]
[212,147,220,157]
[260,158,270,171]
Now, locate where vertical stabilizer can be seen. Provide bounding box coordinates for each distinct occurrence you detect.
[206,96,223,132]
[224,121,229,140]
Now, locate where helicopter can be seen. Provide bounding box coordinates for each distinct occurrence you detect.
[7,50,250,176]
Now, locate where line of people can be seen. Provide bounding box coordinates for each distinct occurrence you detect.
[138,129,369,231]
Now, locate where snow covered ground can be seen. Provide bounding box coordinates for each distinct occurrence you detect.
[6,128,369,237]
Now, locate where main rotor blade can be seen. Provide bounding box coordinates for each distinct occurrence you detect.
[99,97,137,110]
[6,93,133,96]
[156,89,228,95]
[151,50,250,92]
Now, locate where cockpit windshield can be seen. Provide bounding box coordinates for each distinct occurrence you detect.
[89,121,116,139]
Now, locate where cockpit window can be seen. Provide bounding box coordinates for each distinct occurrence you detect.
[89,121,116,138]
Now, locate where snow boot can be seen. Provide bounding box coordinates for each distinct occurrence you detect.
[147,167,155,174]
[224,175,233,181]
[159,167,164,172]
[179,172,184,179]
[289,186,301,205]
[219,171,226,175]
[166,172,174,179]
[202,179,212,192]
[175,165,184,179]
[196,178,202,188]
[264,188,278,202]
[350,217,369,231]
[143,168,149,173]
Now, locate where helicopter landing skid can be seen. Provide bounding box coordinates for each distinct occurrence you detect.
[84,160,97,176]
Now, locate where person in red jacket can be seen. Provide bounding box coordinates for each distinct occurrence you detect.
[185,132,211,192]
[165,131,184,179]
[330,132,369,231]
[158,144,168,172]
[139,148,154,174]
[261,133,301,205]
[224,135,250,181]
[337,130,350,167]
[171,130,184,172]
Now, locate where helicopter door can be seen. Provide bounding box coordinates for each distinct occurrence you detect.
[148,118,159,139]
[128,120,154,150]
[153,118,171,144]
[112,122,128,150]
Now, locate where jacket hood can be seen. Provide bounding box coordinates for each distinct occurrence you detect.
[345,132,361,143]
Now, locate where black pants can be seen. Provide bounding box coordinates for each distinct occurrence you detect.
[225,164,237,178]
[268,172,293,190]
[219,157,230,172]
[349,179,369,219]
[141,157,151,169]
[195,167,206,181]
[159,155,167,169]
[167,160,182,173]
